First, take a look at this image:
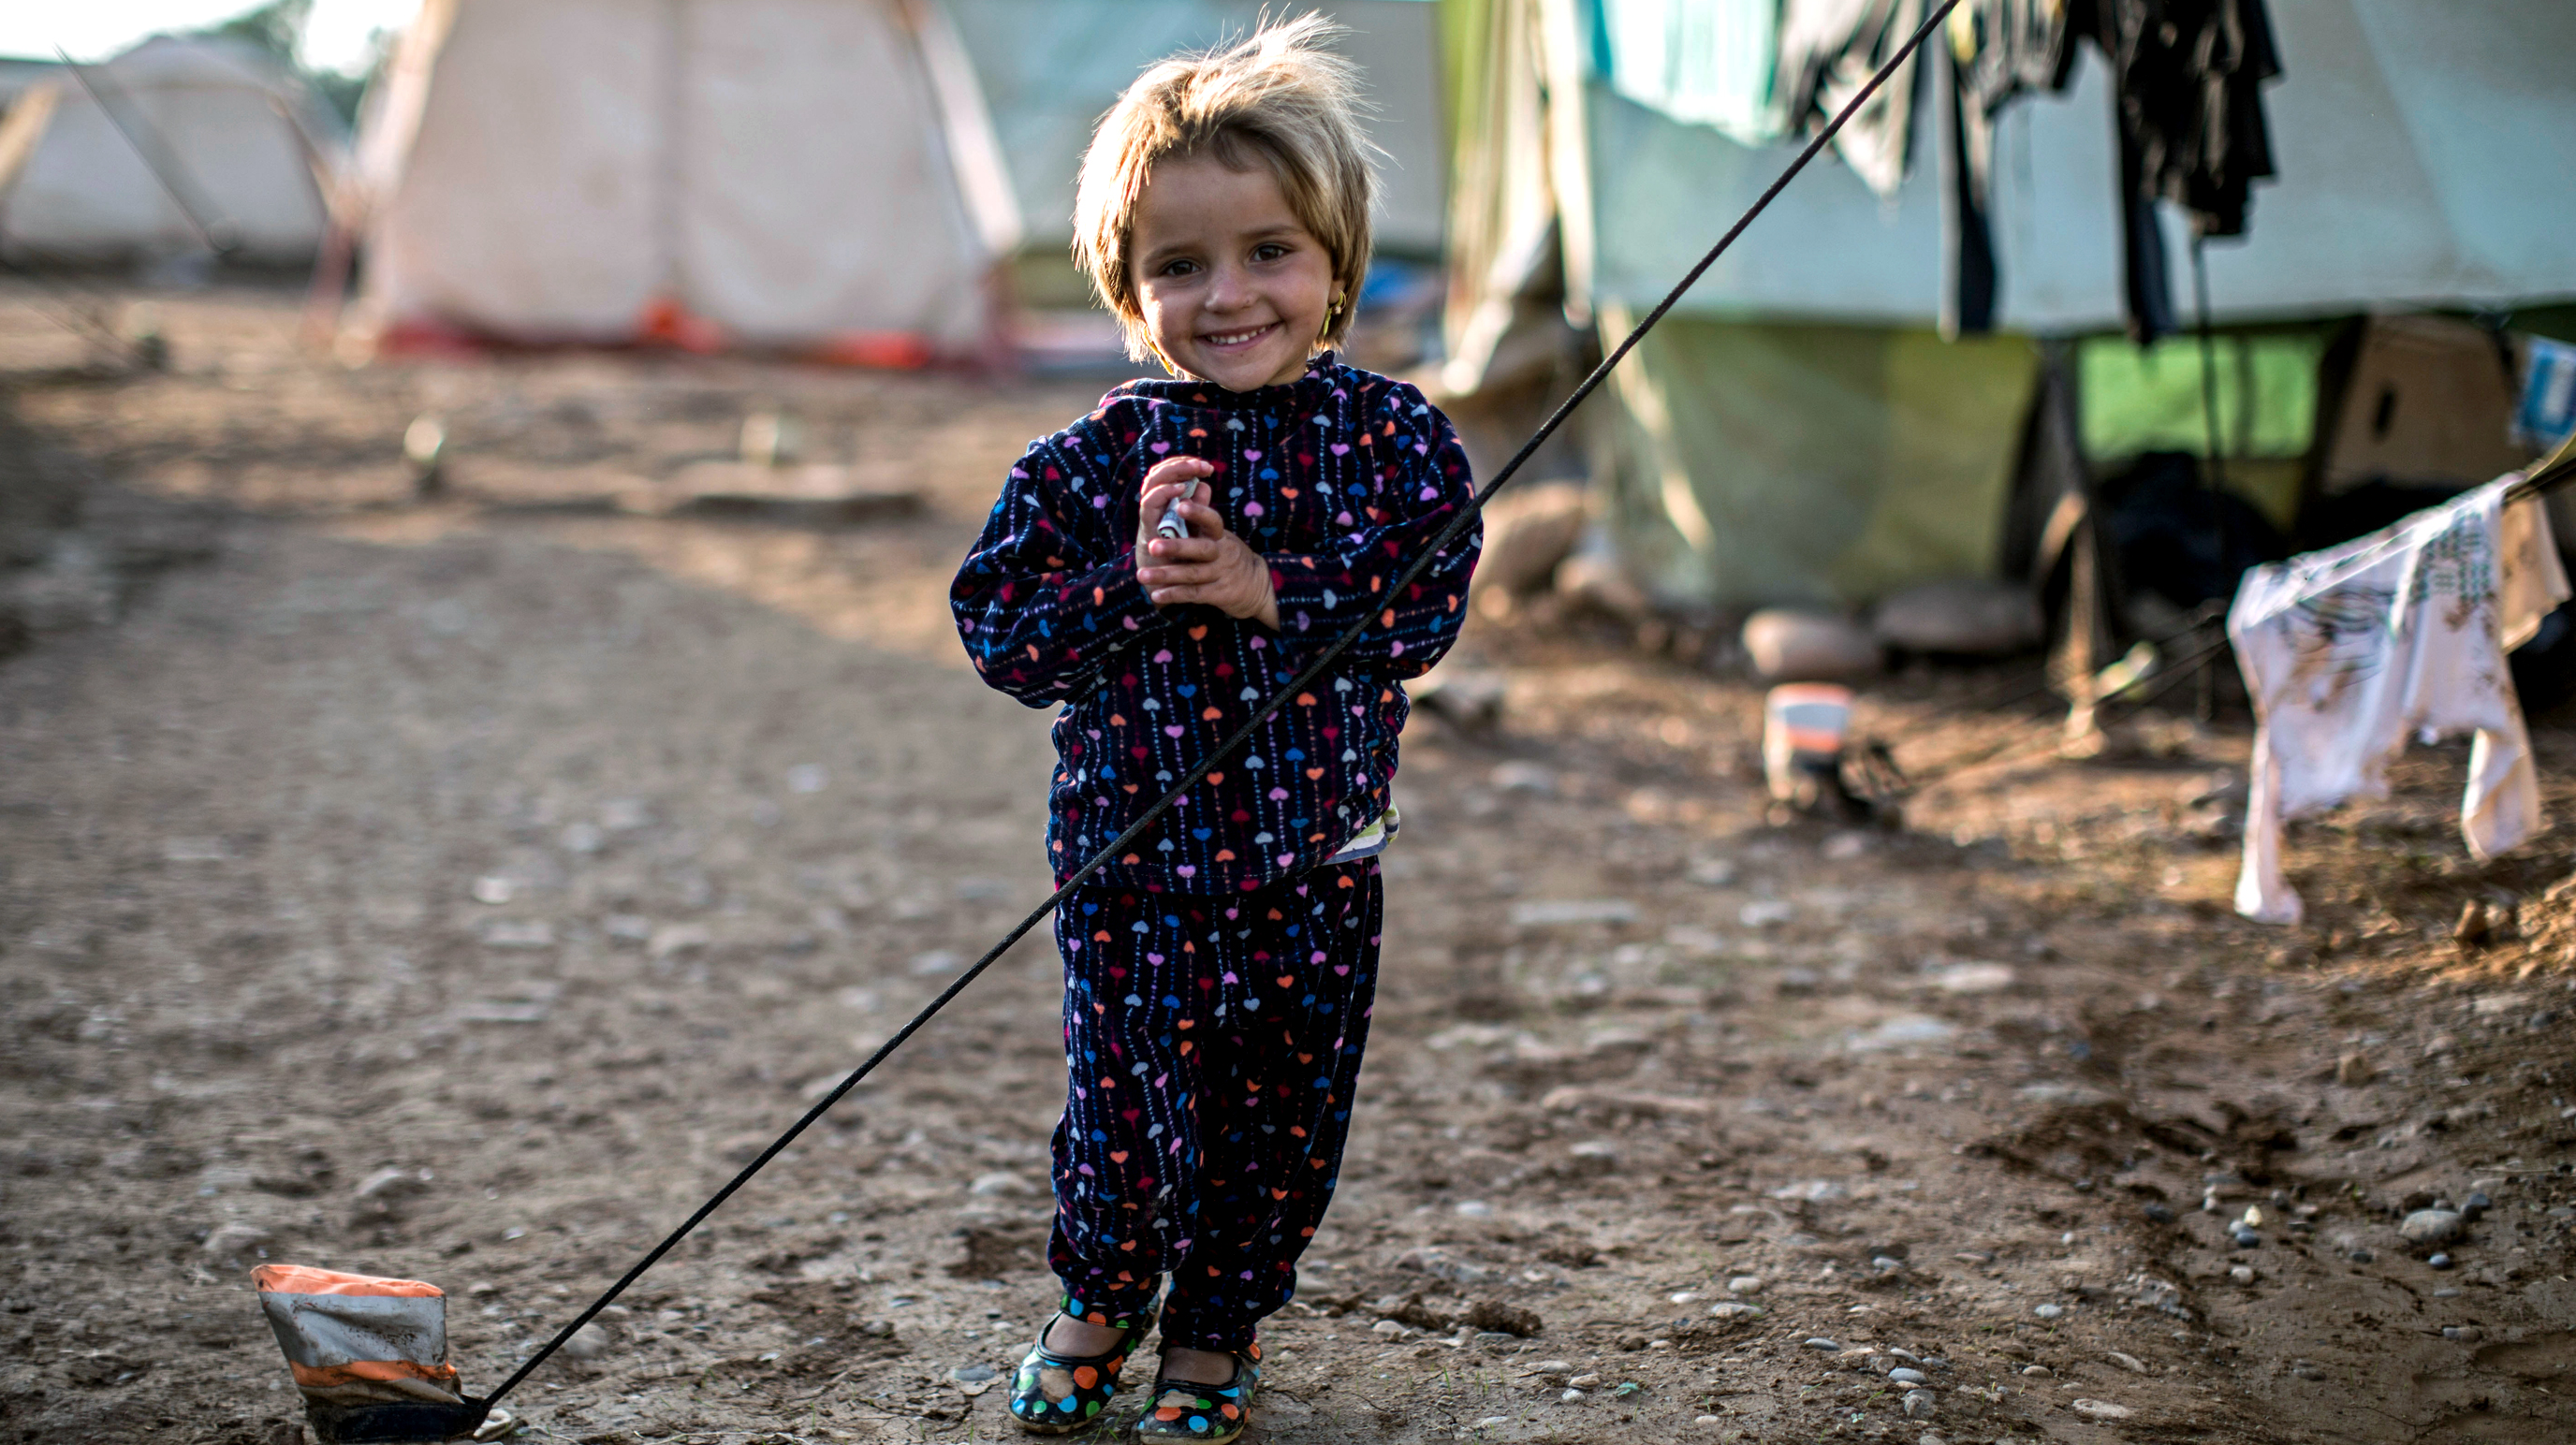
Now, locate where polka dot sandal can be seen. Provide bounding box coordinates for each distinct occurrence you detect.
[1007,1306,1150,1435]
[1135,1342,1260,1445]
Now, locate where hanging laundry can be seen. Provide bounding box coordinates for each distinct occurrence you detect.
[1597,0,1789,145]
[2078,0,2280,236]
[2228,477,2570,925]
[1937,0,2279,340]
[1951,0,2075,107]
[2074,0,2282,341]
[1778,0,1927,197]
[1931,42,1997,336]
[1939,0,2074,334]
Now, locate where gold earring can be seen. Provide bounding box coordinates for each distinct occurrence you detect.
[1318,295,1344,347]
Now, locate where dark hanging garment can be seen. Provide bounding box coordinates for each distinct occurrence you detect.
[1940,0,2078,336]
[1936,51,1995,336]
[2071,0,2283,340]
[1939,0,2277,342]
[2081,0,2281,238]
[1778,0,1928,199]
[2109,109,2183,341]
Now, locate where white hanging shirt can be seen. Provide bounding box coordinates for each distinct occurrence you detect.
[2229,476,2569,924]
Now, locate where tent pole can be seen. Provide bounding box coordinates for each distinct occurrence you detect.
[2191,234,2229,497]
[2190,233,2229,722]
[53,48,234,258]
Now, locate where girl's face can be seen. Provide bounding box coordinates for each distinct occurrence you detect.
[1130,154,1338,392]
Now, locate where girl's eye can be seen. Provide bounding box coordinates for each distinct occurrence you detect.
[1159,258,1201,278]
[1251,242,1289,263]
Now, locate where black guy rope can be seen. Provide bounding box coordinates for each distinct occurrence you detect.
[480,0,1975,1411]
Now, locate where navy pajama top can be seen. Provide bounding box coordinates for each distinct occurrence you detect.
[950,354,1481,895]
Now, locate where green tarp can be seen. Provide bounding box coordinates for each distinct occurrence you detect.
[1594,309,2039,609]
[2077,329,2328,529]
[2078,332,2324,462]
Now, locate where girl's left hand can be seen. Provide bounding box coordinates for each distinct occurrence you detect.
[1135,468,1279,629]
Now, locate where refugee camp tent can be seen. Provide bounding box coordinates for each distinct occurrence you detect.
[0,37,334,266]
[1442,0,2576,611]
[939,0,1450,364]
[945,0,1448,266]
[353,0,1020,358]
[0,60,58,109]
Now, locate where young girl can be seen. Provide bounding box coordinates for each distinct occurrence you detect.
[948,19,1478,1441]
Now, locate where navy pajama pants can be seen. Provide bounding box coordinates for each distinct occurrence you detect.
[1047,859,1383,1352]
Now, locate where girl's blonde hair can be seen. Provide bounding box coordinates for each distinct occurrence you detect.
[1073,14,1378,364]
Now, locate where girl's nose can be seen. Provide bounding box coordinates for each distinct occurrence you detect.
[1204,263,1253,312]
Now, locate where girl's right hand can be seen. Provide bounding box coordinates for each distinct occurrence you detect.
[1134,454,1276,628]
[1134,456,1216,557]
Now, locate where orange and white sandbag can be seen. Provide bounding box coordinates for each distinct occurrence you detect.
[1763,683,1853,808]
[254,1264,463,1409]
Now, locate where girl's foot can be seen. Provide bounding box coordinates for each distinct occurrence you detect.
[1006,1305,1149,1435]
[1136,1342,1259,1444]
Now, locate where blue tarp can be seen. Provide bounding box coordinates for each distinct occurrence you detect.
[1594,0,1783,145]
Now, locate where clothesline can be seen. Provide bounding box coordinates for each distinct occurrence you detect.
[2502,443,2576,506]
[1877,447,2576,803]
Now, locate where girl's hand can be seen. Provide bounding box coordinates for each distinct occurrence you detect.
[1134,456,1215,556]
[1134,458,1279,629]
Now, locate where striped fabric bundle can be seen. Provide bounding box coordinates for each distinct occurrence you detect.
[254,1265,469,1439]
[1763,682,1854,805]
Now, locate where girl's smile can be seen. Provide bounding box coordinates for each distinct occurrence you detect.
[1202,322,1280,347]
[1130,156,1337,392]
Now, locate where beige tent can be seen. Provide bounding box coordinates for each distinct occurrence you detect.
[353,0,1021,358]
[0,37,331,265]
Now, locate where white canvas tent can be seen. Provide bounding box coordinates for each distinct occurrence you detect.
[354,0,1021,358]
[0,36,332,266]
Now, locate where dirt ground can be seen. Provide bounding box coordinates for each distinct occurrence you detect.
[3,281,2572,1445]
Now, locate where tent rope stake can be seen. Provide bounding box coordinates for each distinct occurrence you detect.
[477,0,1969,1414]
